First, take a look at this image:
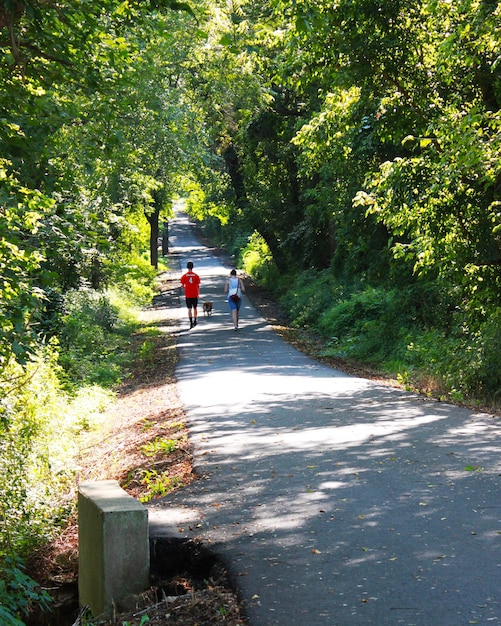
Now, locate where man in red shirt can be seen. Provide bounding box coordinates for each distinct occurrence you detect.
[180,261,201,328]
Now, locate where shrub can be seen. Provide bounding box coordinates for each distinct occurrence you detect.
[63,287,118,332]
[477,310,501,398]
[110,253,156,306]
[0,350,72,561]
[432,309,501,400]
[0,282,143,564]
[241,232,279,287]
[0,558,52,625]
[0,347,116,564]
[316,287,396,362]
[58,287,130,386]
[279,269,342,328]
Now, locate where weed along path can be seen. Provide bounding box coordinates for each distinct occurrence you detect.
[148,212,501,626]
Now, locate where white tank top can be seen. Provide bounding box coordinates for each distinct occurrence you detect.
[228,277,239,296]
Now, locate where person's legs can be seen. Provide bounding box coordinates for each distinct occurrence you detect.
[228,299,238,329]
[186,300,194,327]
[186,298,199,328]
[229,300,242,329]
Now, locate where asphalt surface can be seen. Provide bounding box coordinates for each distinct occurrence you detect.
[148,211,501,625]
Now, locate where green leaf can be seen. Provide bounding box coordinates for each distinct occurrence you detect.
[219,33,234,47]
[402,135,416,145]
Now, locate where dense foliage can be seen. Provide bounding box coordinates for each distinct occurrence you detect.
[0,0,202,620]
[1,0,500,620]
[185,0,501,402]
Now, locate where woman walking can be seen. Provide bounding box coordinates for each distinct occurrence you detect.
[224,269,245,330]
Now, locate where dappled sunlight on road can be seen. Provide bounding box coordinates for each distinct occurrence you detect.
[149,211,501,626]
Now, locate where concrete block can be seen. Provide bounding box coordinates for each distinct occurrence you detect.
[78,480,149,618]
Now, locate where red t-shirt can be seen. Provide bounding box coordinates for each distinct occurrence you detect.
[180,271,201,298]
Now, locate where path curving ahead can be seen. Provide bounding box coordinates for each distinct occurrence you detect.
[148,212,501,625]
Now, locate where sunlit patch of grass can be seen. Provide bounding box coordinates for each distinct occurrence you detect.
[139,339,156,362]
[138,470,183,502]
[140,436,186,457]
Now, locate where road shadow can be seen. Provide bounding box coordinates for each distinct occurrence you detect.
[149,211,501,626]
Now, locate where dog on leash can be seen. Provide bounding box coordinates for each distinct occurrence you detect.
[202,301,213,316]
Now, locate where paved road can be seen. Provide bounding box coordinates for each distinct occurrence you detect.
[149,212,501,625]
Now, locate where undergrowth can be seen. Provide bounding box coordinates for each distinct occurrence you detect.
[279,270,501,407]
[0,265,163,624]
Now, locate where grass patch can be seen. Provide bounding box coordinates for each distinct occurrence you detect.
[138,471,184,502]
[140,436,185,457]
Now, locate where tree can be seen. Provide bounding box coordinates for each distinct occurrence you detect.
[353,1,501,304]
[0,0,202,364]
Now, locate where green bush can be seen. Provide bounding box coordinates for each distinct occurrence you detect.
[430,310,501,400]
[316,288,393,362]
[110,253,156,306]
[0,281,149,564]
[279,269,343,328]
[0,348,116,567]
[279,273,443,360]
[0,350,73,560]
[63,287,118,332]
[0,558,52,625]
[58,287,133,386]
[241,232,280,287]
[476,310,501,398]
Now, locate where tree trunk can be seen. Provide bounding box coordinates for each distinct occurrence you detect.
[146,207,160,269]
[162,222,169,256]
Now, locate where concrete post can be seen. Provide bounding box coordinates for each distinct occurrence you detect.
[78,480,150,618]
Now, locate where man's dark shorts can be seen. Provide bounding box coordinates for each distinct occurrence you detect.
[185,297,198,309]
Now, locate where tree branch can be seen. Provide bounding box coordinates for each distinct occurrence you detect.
[20,41,74,67]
